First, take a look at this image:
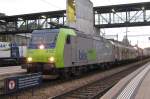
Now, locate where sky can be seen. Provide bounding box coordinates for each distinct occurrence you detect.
[0,0,150,48]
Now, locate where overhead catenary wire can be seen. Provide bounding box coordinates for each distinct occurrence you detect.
[39,0,64,10]
[39,0,76,18]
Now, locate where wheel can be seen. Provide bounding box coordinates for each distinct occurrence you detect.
[27,67,36,73]
[27,68,32,73]
[59,69,71,79]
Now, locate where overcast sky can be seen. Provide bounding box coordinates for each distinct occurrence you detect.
[0,0,150,48]
[0,0,150,15]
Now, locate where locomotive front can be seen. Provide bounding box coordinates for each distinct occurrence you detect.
[23,28,76,74]
[26,29,58,73]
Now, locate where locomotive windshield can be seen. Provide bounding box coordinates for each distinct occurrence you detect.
[29,29,59,48]
[31,33,57,44]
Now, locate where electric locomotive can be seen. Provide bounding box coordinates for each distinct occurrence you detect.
[23,28,140,75]
[24,28,77,74]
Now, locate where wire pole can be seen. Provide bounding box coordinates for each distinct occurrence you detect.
[126,27,128,45]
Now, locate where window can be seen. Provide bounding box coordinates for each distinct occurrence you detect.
[66,35,71,44]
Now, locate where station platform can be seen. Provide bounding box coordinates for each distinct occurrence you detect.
[101,62,150,99]
[0,66,26,79]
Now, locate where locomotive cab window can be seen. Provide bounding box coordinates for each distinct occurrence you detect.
[29,29,59,49]
[66,35,71,44]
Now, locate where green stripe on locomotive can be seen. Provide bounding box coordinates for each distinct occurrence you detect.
[27,28,76,68]
[56,28,76,68]
[87,49,96,61]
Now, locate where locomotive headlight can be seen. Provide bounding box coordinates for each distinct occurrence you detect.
[39,44,45,49]
[27,57,32,62]
[49,57,55,63]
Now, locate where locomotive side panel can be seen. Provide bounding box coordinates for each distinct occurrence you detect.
[64,35,96,67]
[75,36,95,66]
[64,44,72,67]
[64,36,77,67]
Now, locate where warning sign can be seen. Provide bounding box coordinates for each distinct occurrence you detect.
[8,80,16,90]
[4,73,42,94]
[5,78,17,93]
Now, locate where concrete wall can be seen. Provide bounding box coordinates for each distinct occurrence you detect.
[67,0,99,35]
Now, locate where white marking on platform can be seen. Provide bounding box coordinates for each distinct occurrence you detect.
[117,63,150,99]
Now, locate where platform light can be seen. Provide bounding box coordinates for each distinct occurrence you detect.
[41,15,46,18]
[142,7,145,10]
[64,13,66,16]
[112,9,115,13]
[39,44,45,49]
[27,57,32,62]
[49,57,55,63]
[18,18,23,21]
[95,11,98,14]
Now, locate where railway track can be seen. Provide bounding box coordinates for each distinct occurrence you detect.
[52,60,149,99]
[1,59,149,99]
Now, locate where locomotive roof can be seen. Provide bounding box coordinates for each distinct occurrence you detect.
[108,39,136,50]
[75,30,109,42]
[32,29,59,34]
